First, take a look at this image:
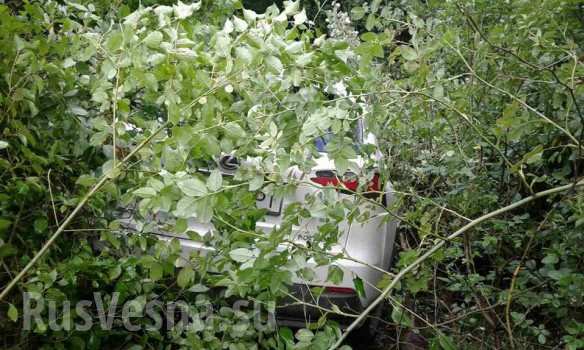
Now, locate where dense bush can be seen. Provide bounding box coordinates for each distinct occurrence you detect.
[339,0,584,348]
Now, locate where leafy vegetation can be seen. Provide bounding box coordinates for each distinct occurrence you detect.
[0,0,583,349]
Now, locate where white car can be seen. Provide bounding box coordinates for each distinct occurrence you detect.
[123,121,398,327]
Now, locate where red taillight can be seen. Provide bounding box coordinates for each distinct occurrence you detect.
[324,286,356,295]
[310,172,381,193]
[309,174,358,191]
[368,173,380,192]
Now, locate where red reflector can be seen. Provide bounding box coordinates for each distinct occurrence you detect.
[310,175,340,187]
[368,173,380,192]
[324,286,356,295]
[310,173,381,193]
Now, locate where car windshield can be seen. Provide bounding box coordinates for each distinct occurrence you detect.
[314,120,363,152]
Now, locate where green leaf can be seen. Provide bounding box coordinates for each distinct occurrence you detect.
[177,178,208,197]
[296,52,313,66]
[294,9,307,26]
[68,2,88,11]
[356,42,383,58]
[351,7,366,20]
[361,32,377,42]
[229,248,255,263]
[403,61,419,73]
[177,266,194,288]
[0,141,8,150]
[353,277,366,298]
[279,327,294,344]
[33,218,48,234]
[126,345,143,350]
[76,175,97,187]
[236,46,253,64]
[283,0,300,15]
[14,36,26,51]
[174,1,201,19]
[175,218,188,233]
[69,105,88,116]
[175,197,197,218]
[207,169,222,192]
[327,265,344,284]
[133,187,157,198]
[438,334,457,350]
[150,262,163,281]
[243,9,257,22]
[63,57,76,69]
[295,328,314,342]
[215,33,231,56]
[365,13,376,31]
[371,0,382,12]
[433,85,444,99]
[0,243,17,259]
[233,16,248,32]
[144,31,163,48]
[223,19,234,33]
[105,32,124,52]
[224,122,246,139]
[542,254,559,265]
[107,265,121,281]
[265,55,283,73]
[249,175,264,191]
[188,284,209,293]
[8,304,18,322]
[148,53,166,66]
[400,46,418,61]
[123,8,145,27]
[391,307,413,328]
[148,178,165,191]
[0,219,12,233]
[523,145,543,165]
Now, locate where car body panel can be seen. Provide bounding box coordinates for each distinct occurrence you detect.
[120,131,398,324]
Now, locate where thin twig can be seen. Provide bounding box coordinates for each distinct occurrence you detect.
[282,292,360,318]
[112,67,120,169]
[47,169,60,226]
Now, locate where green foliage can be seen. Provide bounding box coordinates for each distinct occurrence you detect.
[340,0,584,348]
